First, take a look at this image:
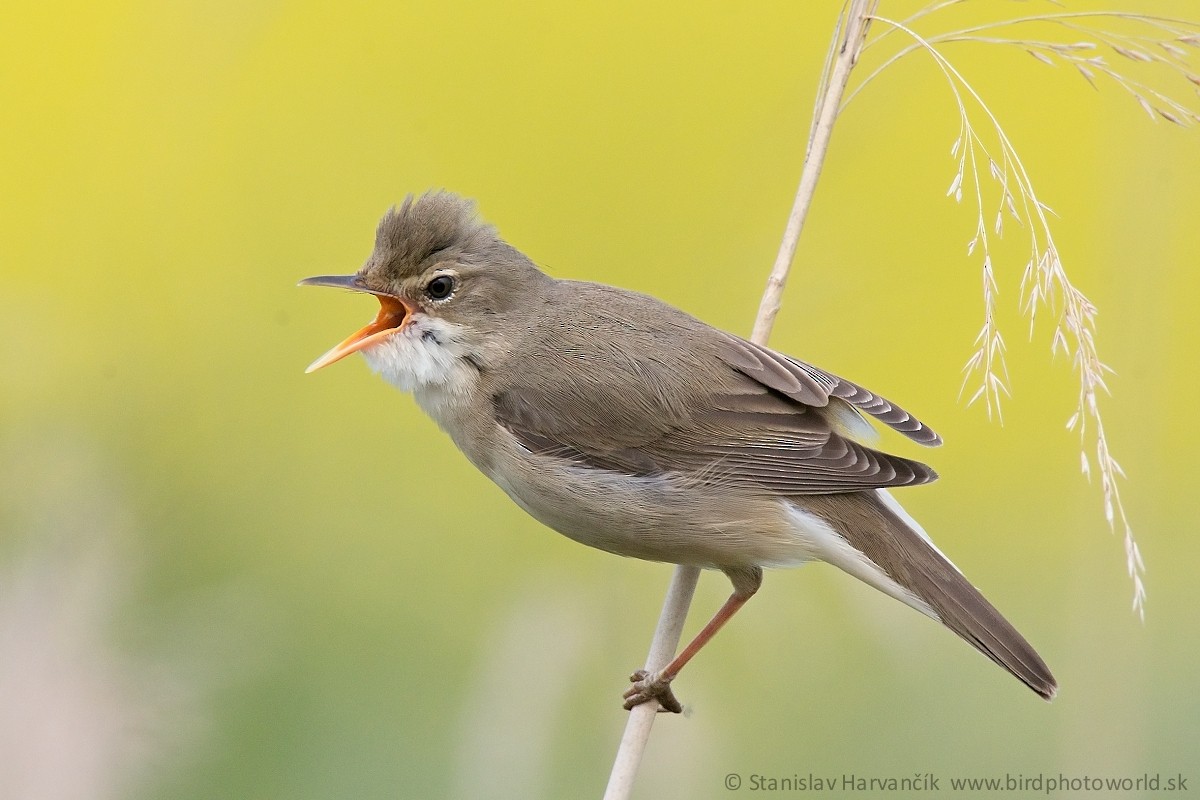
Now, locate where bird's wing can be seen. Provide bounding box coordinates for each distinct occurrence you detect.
[718,336,942,446]
[492,319,938,495]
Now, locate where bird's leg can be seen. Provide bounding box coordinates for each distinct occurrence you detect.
[623,567,762,713]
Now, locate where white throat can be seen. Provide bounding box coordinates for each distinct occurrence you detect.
[361,314,480,424]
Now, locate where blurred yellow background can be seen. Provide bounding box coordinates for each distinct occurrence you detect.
[2,1,1197,798]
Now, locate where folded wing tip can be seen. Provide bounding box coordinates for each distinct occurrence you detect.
[917,427,944,447]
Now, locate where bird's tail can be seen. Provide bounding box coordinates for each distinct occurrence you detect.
[801,490,1057,700]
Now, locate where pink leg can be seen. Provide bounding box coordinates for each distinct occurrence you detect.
[623,568,761,713]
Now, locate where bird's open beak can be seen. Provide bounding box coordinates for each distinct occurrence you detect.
[299,274,411,373]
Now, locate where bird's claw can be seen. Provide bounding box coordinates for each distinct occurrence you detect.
[622,669,683,713]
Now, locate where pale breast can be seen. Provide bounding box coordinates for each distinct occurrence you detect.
[362,315,481,424]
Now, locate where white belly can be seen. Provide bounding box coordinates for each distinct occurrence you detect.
[485,434,810,570]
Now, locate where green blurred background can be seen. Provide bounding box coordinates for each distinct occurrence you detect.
[2,1,1198,798]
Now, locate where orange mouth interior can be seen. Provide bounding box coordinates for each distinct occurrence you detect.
[306,295,410,373]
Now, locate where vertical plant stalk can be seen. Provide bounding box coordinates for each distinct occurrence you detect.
[752,0,879,344]
[601,566,699,799]
[602,3,877,798]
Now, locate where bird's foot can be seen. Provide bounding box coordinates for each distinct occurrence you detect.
[622,669,683,713]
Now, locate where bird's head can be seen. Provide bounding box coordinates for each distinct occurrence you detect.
[301,192,548,378]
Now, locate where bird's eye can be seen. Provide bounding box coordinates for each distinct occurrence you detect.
[425,275,455,300]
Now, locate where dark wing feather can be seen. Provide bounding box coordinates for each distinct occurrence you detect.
[494,361,937,496]
[490,281,939,495]
[718,336,942,446]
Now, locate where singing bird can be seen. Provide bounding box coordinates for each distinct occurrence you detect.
[301,192,1056,711]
